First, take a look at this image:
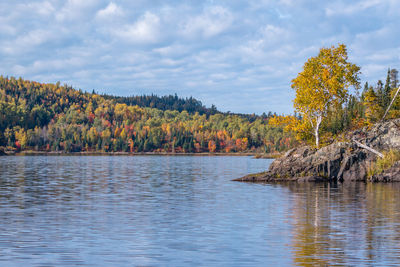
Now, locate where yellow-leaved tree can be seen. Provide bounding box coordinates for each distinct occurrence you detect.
[363,87,382,125]
[291,44,361,148]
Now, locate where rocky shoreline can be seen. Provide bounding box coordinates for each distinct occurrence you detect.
[234,119,400,183]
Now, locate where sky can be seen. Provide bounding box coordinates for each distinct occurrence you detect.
[0,0,399,114]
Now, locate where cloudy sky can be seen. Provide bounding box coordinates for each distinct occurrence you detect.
[0,0,399,114]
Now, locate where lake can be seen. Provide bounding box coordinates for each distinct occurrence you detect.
[1,156,400,266]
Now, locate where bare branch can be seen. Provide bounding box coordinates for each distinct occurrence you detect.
[352,139,384,158]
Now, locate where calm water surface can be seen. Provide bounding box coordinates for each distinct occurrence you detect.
[1,156,400,266]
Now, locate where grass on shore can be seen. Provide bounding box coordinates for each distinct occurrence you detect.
[367,149,400,177]
[254,152,282,159]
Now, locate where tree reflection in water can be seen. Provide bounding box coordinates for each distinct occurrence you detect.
[285,182,400,266]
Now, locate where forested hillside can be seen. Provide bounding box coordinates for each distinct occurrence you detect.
[0,76,295,153]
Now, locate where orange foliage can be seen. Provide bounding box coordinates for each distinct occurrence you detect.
[208,140,216,152]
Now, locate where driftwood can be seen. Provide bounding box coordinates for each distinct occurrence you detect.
[382,86,400,121]
[353,139,384,158]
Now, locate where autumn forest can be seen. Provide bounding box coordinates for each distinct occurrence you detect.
[0,76,294,153]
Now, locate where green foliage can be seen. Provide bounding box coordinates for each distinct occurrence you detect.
[102,93,217,116]
[367,149,400,177]
[361,68,400,124]
[324,95,365,134]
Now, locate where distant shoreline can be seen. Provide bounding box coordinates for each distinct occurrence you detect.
[2,150,278,158]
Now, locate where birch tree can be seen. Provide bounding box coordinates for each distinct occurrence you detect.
[291,44,360,148]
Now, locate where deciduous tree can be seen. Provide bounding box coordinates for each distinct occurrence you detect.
[291,44,360,148]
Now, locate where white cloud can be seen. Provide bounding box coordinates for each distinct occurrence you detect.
[182,6,233,38]
[364,48,400,62]
[153,44,190,57]
[0,21,15,36]
[115,12,161,44]
[2,29,56,54]
[10,1,56,18]
[11,56,87,77]
[20,1,55,16]
[37,1,55,16]
[18,29,52,46]
[238,25,293,64]
[96,2,123,19]
[56,0,98,22]
[361,64,388,79]
[261,24,291,43]
[352,24,400,53]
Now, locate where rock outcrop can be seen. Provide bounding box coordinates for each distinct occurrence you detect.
[369,161,400,182]
[235,119,400,182]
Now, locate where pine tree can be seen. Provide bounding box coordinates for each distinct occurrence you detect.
[390,69,399,89]
[383,69,392,109]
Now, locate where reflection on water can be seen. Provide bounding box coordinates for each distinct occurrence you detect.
[287,182,400,266]
[1,156,400,266]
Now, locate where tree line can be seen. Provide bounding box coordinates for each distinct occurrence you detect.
[101,93,218,116]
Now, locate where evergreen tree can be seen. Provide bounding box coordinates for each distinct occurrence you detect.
[383,69,392,109]
[390,69,399,89]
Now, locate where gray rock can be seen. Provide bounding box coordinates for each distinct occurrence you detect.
[234,118,400,183]
[370,162,400,182]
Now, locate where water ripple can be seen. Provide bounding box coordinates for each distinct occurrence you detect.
[1,156,400,266]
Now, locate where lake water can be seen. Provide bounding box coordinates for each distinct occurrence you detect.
[1,156,400,266]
